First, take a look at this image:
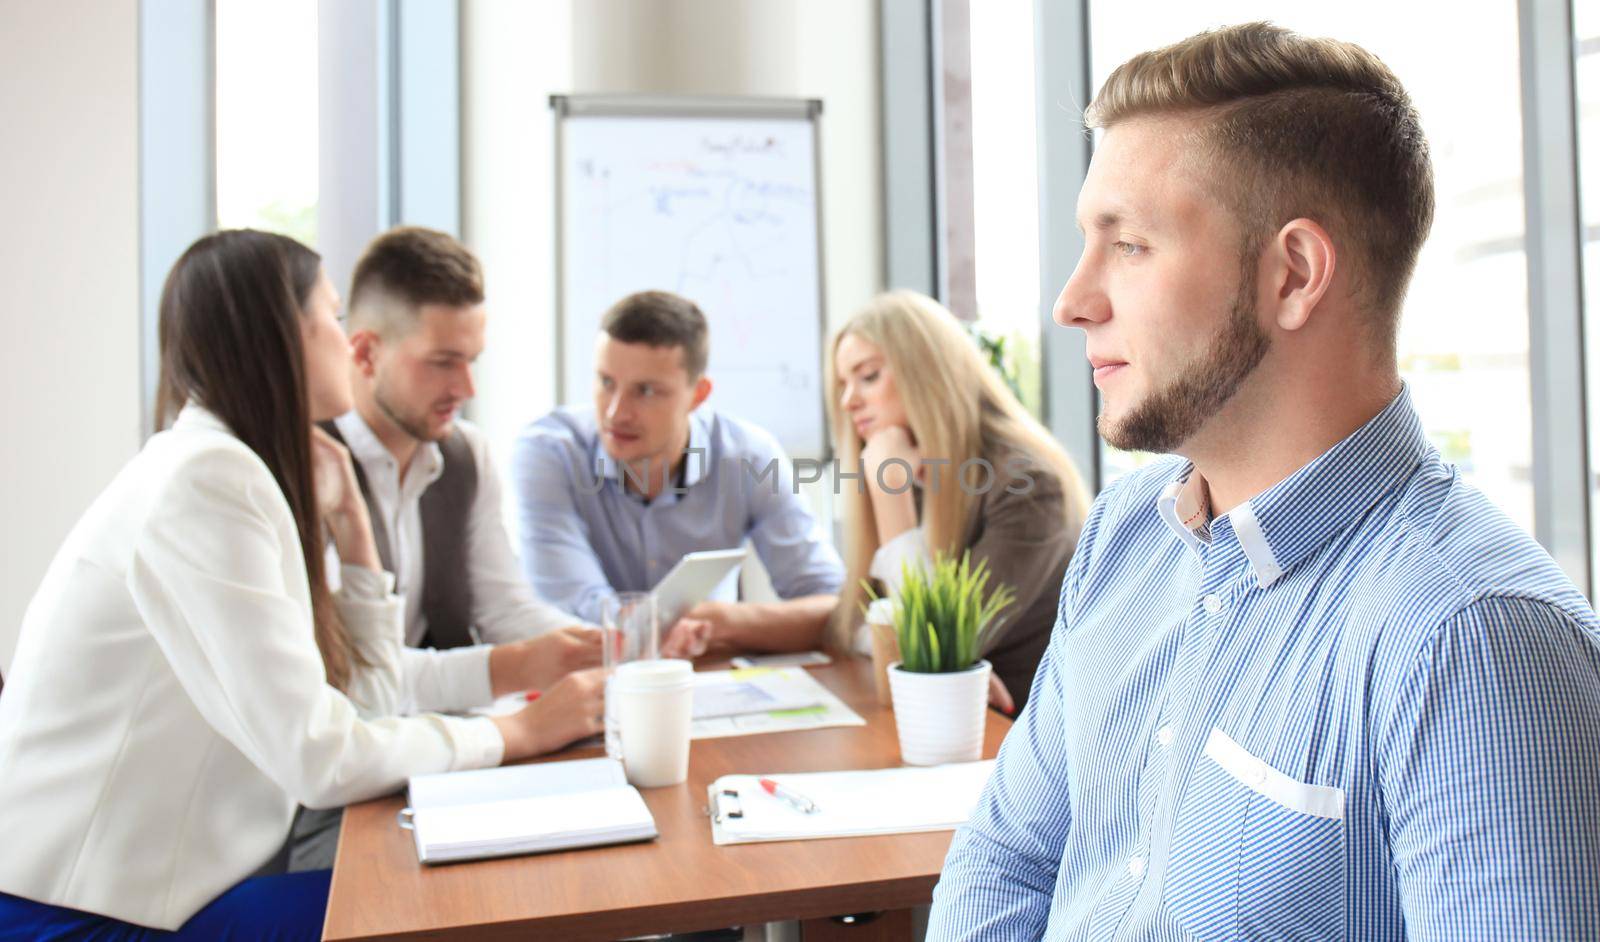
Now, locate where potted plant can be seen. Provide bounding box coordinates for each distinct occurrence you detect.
[869,552,1016,765]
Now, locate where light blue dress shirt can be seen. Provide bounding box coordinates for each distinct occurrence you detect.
[928,387,1600,940]
[511,406,844,625]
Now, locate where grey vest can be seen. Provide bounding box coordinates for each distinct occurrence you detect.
[320,422,478,650]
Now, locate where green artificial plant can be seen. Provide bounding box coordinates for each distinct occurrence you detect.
[865,551,1017,674]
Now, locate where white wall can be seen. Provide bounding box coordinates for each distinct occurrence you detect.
[568,0,884,342]
[0,2,142,674]
[461,0,574,478]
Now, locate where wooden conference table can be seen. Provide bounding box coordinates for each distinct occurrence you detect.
[322,656,1013,940]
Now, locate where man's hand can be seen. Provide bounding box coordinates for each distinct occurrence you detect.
[490,666,606,759]
[660,614,715,659]
[488,627,603,697]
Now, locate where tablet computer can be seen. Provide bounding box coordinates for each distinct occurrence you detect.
[651,548,746,625]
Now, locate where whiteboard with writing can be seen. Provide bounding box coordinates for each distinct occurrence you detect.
[555,97,827,459]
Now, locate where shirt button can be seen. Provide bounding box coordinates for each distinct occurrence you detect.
[1250,766,1269,785]
[1127,856,1146,878]
[1156,726,1174,747]
[1202,594,1222,614]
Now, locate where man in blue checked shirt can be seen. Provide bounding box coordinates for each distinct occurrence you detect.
[929,22,1600,942]
[512,290,844,656]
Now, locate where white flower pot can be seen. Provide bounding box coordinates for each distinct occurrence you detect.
[887,660,991,766]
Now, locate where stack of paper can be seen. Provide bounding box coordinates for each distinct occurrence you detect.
[404,758,657,864]
[692,668,824,719]
[707,761,996,845]
[689,667,866,739]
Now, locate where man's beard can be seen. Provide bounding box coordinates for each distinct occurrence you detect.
[374,380,449,444]
[1099,269,1270,455]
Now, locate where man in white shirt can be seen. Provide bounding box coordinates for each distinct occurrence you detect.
[329,226,601,714]
[294,227,603,869]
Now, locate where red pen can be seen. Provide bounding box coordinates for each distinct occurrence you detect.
[525,690,542,702]
[758,777,819,814]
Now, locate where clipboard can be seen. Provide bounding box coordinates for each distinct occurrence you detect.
[705,761,996,846]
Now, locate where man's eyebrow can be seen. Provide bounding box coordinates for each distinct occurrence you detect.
[1076,210,1127,233]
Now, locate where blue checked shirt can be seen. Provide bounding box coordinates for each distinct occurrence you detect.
[928,387,1600,940]
[511,406,844,624]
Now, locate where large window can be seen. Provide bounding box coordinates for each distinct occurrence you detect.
[969,1,1043,415]
[214,0,319,245]
[1576,3,1600,582]
[1088,4,1534,535]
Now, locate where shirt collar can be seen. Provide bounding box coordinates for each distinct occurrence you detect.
[172,402,230,435]
[334,410,443,485]
[591,408,714,491]
[1156,384,1430,589]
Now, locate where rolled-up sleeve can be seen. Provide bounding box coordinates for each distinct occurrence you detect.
[511,422,617,625]
[742,433,844,600]
[334,564,404,718]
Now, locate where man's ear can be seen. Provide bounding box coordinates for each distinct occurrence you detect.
[689,374,713,410]
[1269,217,1337,333]
[349,330,383,378]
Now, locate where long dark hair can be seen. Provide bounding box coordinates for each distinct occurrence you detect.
[154,229,362,691]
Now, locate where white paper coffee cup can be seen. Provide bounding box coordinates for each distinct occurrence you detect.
[614,659,694,788]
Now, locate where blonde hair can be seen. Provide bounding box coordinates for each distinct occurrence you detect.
[826,291,1090,649]
[1088,22,1434,344]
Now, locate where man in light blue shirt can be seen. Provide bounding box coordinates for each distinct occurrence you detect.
[512,290,844,655]
[929,23,1600,941]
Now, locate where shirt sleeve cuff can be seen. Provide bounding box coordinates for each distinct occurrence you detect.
[337,564,396,602]
[405,644,496,714]
[441,715,505,770]
[869,527,932,594]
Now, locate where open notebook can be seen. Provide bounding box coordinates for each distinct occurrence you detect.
[401,758,657,865]
[706,761,995,846]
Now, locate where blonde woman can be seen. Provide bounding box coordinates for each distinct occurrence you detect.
[828,290,1091,714]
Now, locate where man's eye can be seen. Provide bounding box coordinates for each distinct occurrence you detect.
[1113,241,1146,258]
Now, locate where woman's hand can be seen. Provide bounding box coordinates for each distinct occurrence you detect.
[860,425,921,542]
[310,426,381,570]
[988,672,1015,715]
[490,667,607,760]
[861,425,922,494]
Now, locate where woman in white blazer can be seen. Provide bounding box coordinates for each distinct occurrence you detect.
[0,230,597,939]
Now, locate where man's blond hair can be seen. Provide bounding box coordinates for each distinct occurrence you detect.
[1088,22,1435,348]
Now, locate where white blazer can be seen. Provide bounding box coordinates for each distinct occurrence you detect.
[0,406,503,930]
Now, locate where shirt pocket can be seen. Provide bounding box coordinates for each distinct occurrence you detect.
[1167,727,1347,942]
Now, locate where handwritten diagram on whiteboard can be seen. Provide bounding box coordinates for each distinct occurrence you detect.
[557,104,826,458]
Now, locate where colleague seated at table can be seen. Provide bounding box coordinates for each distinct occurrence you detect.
[827,291,1090,715]
[0,230,599,939]
[512,289,845,655]
[929,24,1600,940]
[328,227,599,712]
[290,226,602,872]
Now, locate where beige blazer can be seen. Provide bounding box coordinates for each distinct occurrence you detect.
[0,406,502,929]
